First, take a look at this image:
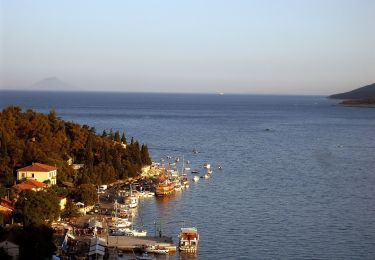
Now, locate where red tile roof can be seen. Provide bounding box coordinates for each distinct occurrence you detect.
[17,162,57,172]
[14,179,46,191]
[0,198,14,211]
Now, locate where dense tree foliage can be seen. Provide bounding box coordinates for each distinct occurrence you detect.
[0,107,152,187]
[61,198,80,219]
[71,184,97,206]
[13,190,60,226]
[14,225,56,260]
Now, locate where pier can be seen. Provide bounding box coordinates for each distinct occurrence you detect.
[107,235,176,252]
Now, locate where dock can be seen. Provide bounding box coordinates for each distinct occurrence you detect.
[107,235,176,252]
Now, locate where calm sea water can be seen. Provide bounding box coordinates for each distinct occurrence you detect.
[1,91,375,259]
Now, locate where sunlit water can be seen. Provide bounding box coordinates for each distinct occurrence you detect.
[1,91,375,259]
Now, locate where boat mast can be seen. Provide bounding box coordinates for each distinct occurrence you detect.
[181,155,184,175]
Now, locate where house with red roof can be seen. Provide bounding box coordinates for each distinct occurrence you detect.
[13,179,46,192]
[16,162,57,185]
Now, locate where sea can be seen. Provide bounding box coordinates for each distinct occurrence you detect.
[1,91,375,259]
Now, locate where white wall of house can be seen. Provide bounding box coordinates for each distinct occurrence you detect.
[17,170,57,185]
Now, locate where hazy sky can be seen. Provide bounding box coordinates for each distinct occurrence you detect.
[1,0,374,94]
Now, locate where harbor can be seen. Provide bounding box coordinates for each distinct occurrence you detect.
[52,157,217,259]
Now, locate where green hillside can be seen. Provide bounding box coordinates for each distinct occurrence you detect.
[0,106,151,187]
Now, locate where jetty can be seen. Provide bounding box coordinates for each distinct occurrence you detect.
[107,235,176,253]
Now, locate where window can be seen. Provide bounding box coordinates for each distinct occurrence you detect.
[32,173,34,178]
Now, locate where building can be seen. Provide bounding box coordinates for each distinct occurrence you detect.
[59,197,67,210]
[0,239,19,260]
[13,179,46,192]
[0,198,14,225]
[16,163,57,185]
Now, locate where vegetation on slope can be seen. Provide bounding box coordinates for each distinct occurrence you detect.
[0,106,152,187]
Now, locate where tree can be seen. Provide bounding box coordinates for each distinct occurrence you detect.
[121,132,127,144]
[0,132,8,157]
[16,225,56,260]
[61,199,80,219]
[13,190,60,226]
[73,184,97,206]
[114,131,121,142]
[141,144,152,165]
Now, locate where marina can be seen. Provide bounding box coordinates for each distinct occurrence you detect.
[50,157,209,259]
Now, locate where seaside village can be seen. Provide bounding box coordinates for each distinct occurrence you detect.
[0,154,218,259]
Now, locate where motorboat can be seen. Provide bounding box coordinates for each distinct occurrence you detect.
[191,170,199,174]
[109,218,132,228]
[192,176,200,182]
[203,163,211,169]
[124,228,147,237]
[136,252,155,260]
[144,245,169,254]
[202,174,210,179]
[179,227,199,252]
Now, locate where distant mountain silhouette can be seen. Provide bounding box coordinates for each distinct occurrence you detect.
[29,77,78,91]
[330,82,375,99]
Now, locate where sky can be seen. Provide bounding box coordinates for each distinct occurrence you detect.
[0,0,374,94]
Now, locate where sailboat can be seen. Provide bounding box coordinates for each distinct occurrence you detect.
[127,184,138,208]
[180,155,189,188]
[109,200,132,229]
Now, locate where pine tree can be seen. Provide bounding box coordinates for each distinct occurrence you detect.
[114,131,121,142]
[121,132,127,144]
[0,132,8,157]
[102,130,107,137]
[109,129,114,140]
[141,144,152,165]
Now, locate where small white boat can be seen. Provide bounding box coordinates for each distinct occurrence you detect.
[218,165,222,170]
[203,174,210,179]
[203,163,211,169]
[110,218,132,228]
[192,176,200,182]
[136,252,155,260]
[184,167,191,171]
[144,191,155,197]
[174,183,183,191]
[191,170,199,174]
[144,245,169,254]
[125,228,147,237]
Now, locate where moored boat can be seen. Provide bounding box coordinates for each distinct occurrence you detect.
[144,245,169,254]
[179,227,199,252]
[203,163,211,169]
[136,252,155,260]
[192,176,200,182]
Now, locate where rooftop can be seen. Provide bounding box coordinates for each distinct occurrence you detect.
[13,179,46,191]
[17,162,57,172]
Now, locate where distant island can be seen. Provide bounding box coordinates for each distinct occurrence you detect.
[329,82,375,107]
[29,77,80,91]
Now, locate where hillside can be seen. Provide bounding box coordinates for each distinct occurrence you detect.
[0,107,151,187]
[329,82,375,99]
